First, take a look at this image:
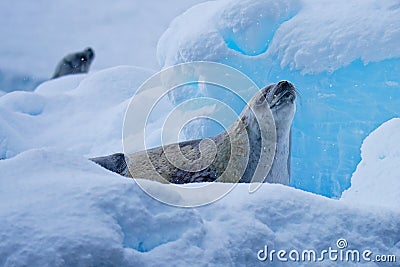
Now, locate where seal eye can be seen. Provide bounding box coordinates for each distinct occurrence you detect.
[255,93,267,106]
[80,56,87,62]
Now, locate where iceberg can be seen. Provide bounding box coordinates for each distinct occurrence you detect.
[157,0,400,197]
[0,57,398,267]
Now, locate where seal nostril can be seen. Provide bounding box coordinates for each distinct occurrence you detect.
[278,80,289,87]
[275,81,287,95]
[275,80,295,96]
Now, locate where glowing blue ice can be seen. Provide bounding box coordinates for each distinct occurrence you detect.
[157,0,400,197]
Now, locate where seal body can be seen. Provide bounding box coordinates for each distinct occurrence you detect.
[91,81,296,185]
[52,47,95,79]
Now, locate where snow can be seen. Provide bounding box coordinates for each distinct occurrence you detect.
[158,0,400,73]
[1,148,399,266]
[157,0,400,197]
[0,66,153,159]
[342,118,400,209]
[1,0,400,265]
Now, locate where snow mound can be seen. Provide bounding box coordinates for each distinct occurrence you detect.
[342,118,400,209]
[0,148,399,266]
[158,0,400,73]
[157,0,400,198]
[0,66,153,159]
[269,0,400,73]
[158,0,301,67]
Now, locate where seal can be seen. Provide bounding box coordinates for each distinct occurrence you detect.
[91,80,296,185]
[52,47,95,79]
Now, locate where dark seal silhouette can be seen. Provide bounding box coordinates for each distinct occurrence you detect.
[52,47,95,79]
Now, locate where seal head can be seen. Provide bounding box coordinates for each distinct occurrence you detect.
[52,47,95,79]
[241,80,296,184]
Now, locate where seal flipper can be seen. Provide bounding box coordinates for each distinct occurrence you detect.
[90,153,129,176]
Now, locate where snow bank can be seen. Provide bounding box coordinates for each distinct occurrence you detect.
[0,66,153,159]
[158,0,400,73]
[342,118,400,209]
[157,0,400,197]
[1,148,399,266]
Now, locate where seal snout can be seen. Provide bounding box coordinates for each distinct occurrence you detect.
[269,80,296,109]
[277,80,290,87]
[84,47,95,62]
[276,80,295,94]
[80,48,95,63]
